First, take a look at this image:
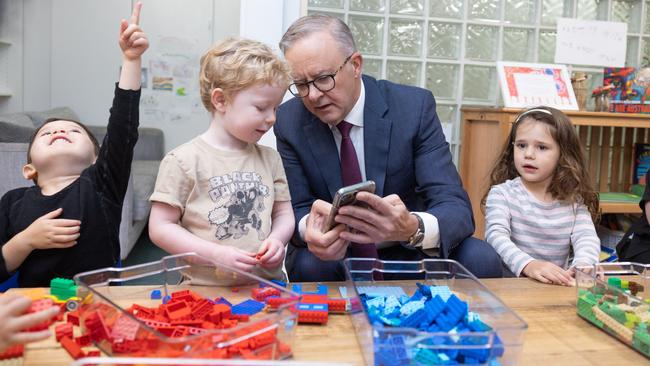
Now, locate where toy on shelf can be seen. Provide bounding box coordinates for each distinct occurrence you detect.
[576,263,650,359]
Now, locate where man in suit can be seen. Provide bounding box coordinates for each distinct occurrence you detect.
[274,15,502,281]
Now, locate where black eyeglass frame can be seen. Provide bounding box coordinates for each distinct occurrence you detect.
[288,54,354,98]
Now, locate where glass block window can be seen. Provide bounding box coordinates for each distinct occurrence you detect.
[307,0,650,166]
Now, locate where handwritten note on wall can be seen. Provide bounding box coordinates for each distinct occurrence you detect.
[555,18,627,67]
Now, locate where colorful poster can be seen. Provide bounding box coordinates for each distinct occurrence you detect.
[497,61,578,110]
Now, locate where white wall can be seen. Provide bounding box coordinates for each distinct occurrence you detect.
[1,0,302,152]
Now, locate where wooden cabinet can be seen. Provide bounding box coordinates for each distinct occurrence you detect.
[460,107,650,239]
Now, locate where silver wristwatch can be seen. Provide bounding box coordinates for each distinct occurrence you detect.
[407,213,425,247]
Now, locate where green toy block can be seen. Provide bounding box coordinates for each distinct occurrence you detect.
[50,277,77,300]
[608,277,622,289]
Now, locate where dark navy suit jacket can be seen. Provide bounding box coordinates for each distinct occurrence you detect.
[274,75,474,260]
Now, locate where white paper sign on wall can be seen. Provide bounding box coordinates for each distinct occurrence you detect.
[555,18,627,67]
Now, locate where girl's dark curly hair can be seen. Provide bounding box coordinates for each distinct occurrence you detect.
[480,106,600,221]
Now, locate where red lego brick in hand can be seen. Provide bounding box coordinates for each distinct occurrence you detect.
[0,344,24,360]
[25,298,57,331]
[60,336,85,359]
[55,322,74,342]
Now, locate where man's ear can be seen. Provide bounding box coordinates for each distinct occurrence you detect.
[22,164,37,181]
[351,52,363,79]
[211,88,227,112]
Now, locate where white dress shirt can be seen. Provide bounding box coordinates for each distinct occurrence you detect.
[298,82,441,254]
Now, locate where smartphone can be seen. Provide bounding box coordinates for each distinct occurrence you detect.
[322,180,376,233]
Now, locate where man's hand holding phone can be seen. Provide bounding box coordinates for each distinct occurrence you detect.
[304,200,349,261]
[337,193,419,244]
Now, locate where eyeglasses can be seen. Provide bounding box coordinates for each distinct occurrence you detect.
[288,54,353,98]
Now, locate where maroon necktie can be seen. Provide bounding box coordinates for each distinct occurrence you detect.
[337,121,379,260]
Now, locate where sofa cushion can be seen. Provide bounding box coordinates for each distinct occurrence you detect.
[0,121,34,143]
[131,160,160,221]
[26,107,80,127]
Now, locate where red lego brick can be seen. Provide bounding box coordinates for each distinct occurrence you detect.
[84,310,111,342]
[207,303,232,323]
[85,350,100,357]
[190,298,213,320]
[301,294,328,303]
[231,314,250,322]
[55,322,74,342]
[327,299,348,313]
[297,310,328,324]
[252,287,281,301]
[110,314,140,342]
[163,300,191,320]
[67,310,80,326]
[266,296,299,310]
[74,334,91,347]
[60,336,85,359]
[0,344,24,360]
[25,298,57,331]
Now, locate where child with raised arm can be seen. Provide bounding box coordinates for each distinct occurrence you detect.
[148,38,294,282]
[0,3,149,287]
[483,106,600,285]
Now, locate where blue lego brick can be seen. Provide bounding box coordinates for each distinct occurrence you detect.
[214,297,232,306]
[400,299,425,317]
[297,303,328,312]
[358,286,407,298]
[366,296,386,310]
[231,299,265,315]
[416,283,432,298]
[270,279,287,287]
[435,295,468,331]
[424,295,446,323]
[291,283,328,295]
[429,285,453,302]
[162,295,171,304]
[150,289,162,300]
[401,308,429,329]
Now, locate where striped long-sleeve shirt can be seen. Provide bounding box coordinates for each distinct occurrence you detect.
[485,178,600,276]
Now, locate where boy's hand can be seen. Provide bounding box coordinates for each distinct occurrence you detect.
[257,238,285,269]
[22,208,80,250]
[212,246,258,273]
[119,2,149,60]
[0,294,59,353]
[522,260,573,286]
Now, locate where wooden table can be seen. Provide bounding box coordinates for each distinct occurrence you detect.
[14,278,648,365]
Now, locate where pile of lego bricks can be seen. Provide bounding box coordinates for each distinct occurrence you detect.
[577,276,650,358]
[359,283,504,365]
[71,288,293,360]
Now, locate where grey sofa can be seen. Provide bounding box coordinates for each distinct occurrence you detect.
[0,107,163,259]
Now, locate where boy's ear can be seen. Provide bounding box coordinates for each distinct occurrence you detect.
[211,88,227,112]
[22,164,37,181]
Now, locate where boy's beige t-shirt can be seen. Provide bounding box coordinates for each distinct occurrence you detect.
[150,136,291,284]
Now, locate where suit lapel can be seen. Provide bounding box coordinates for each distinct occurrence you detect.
[303,115,342,199]
[362,76,391,197]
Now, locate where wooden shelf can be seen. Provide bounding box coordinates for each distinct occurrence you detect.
[601,202,641,214]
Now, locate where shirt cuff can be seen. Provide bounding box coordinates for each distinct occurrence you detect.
[414,212,440,250]
[298,214,308,241]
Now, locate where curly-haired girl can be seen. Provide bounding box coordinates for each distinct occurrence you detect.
[482,106,600,285]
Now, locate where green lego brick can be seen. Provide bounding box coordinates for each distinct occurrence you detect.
[608,277,622,289]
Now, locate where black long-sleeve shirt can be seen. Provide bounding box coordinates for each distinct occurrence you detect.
[0,85,140,287]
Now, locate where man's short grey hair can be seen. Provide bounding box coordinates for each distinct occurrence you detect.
[279,14,357,56]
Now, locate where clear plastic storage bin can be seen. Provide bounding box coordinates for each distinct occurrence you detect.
[343,258,527,366]
[575,262,650,358]
[73,253,299,360]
